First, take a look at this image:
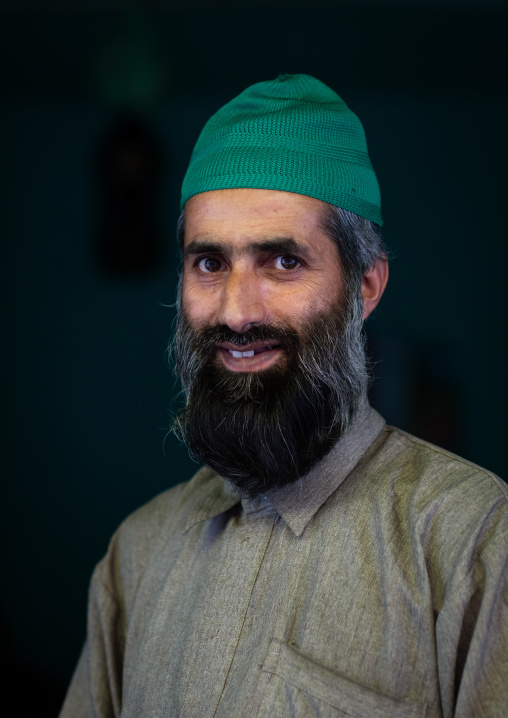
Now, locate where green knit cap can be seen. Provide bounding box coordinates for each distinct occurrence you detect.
[180,73,382,226]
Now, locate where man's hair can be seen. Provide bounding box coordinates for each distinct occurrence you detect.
[176,204,388,299]
[319,205,387,293]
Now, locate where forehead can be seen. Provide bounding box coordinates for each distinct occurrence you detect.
[183,188,333,250]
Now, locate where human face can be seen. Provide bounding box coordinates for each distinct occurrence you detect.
[182,188,346,373]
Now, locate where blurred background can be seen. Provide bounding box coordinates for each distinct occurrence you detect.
[1,0,507,714]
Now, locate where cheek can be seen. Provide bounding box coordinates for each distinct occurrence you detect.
[271,275,342,316]
[182,279,217,326]
[311,266,345,309]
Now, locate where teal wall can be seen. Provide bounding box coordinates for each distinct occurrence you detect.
[0,3,507,711]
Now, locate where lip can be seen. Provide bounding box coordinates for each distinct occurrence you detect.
[216,341,283,372]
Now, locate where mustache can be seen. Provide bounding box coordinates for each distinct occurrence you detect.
[187,323,302,357]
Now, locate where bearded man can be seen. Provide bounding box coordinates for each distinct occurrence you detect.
[60,75,508,718]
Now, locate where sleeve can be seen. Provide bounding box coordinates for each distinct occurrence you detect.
[435,499,508,718]
[59,554,125,718]
[57,485,185,717]
[59,642,95,718]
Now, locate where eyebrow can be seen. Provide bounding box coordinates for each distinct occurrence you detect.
[183,237,311,259]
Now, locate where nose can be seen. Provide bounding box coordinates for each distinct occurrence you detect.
[217,265,266,333]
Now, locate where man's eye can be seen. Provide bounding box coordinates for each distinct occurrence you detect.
[197,257,222,273]
[274,255,301,270]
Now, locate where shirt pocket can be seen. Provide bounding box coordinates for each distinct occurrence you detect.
[258,639,427,718]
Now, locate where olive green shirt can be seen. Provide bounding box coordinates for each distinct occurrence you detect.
[60,405,508,717]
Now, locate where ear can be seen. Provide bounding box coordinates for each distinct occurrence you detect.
[361,257,389,320]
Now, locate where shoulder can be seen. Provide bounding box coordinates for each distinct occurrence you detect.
[380,425,507,505]
[370,425,508,581]
[92,466,222,602]
[114,464,221,555]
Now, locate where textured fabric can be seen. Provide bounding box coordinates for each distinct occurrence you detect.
[60,404,508,718]
[180,74,383,226]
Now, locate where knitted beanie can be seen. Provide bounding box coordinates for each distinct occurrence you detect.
[180,74,382,226]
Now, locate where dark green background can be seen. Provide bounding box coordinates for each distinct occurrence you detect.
[1,1,507,714]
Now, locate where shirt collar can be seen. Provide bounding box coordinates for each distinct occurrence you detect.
[260,400,385,535]
[183,400,386,536]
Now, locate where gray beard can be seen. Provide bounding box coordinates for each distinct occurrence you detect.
[169,292,369,498]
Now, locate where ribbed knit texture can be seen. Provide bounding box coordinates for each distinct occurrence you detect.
[181,74,382,226]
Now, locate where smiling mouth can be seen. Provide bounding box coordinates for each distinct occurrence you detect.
[215,342,284,370]
[226,344,281,358]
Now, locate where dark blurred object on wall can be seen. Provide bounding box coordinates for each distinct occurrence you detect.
[94,115,164,276]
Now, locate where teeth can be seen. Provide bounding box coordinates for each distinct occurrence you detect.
[229,349,255,358]
[226,347,281,358]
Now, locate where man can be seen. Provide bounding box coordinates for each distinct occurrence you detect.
[60,74,508,717]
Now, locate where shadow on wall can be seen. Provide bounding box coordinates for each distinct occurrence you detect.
[368,334,466,457]
[1,617,66,718]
